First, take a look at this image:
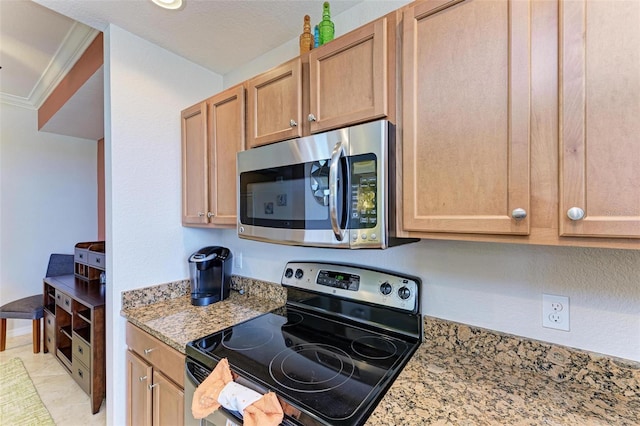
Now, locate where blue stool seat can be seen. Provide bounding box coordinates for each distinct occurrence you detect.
[0,295,44,353]
[0,254,73,353]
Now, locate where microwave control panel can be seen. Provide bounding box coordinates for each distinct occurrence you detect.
[350,155,377,230]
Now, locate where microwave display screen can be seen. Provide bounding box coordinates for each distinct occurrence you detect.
[353,160,375,175]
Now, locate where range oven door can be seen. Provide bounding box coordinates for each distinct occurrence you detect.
[237,120,388,249]
[184,359,243,426]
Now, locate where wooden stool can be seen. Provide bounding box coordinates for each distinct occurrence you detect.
[0,295,44,353]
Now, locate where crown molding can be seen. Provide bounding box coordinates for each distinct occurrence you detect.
[0,93,35,109]
[0,23,100,109]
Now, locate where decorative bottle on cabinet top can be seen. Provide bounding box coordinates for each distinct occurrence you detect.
[319,1,334,45]
[314,24,320,48]
[299,14,314,54]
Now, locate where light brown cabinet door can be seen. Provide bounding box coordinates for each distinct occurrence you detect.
[309,17,388,134]
[207,85,246,226]
[559,0,640,238]
[126,350,152,426]
[402,0,531,235]
[181,102,208,225]
[247,58,302,148]
[152,370,184,426]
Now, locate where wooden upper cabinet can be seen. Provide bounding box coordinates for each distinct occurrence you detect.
[181,102,208,225]
[559,0,640,238]
[181,85,245,227]
[402,0,531,235]
[247,58,302,148]
[308,16,390,134]
[206,85,245,226]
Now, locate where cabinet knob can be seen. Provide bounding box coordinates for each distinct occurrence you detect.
[308,114,317,122]
[198,212,205,217]
[148,383,158,391]
[567,207,585,221]
[139,375,147,382]
[511,208,527,220]
[207,212,214,218]
[143,348,154,355]
[289,119,298,127]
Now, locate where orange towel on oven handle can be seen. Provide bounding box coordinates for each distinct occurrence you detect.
[191,357,284,426]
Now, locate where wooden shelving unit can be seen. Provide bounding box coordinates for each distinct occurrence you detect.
[43,272,105,414]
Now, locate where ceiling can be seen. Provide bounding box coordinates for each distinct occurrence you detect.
[1,0,363,107]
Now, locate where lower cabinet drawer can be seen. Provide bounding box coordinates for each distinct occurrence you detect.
[45,332,56,353]
[88,251,105,270]
[74,248,88,264]
[72,359,91,395]
[44,311,55,340]
[72,336,91,368]
[126,322,185,387]
[55,290,72,314]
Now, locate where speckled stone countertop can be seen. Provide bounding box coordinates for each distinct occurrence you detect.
[120,276,286,353]
[121,277,639,425]
[368,317,640,425]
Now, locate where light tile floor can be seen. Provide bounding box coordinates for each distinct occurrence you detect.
[0,333,106,426]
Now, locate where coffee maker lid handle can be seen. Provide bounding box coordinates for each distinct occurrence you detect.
[189,252,218,262]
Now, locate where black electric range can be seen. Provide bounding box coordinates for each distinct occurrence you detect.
[185,261,422,426]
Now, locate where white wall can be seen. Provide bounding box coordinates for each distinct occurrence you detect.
[0,103,97,336]
[103,25,222,426]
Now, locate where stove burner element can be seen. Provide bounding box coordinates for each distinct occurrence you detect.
[267,312,303,328]
[221,326,273,351]
[351,336,399,360]
[269,343,354,393]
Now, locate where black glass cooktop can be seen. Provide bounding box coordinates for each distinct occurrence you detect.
[186,305,420,426]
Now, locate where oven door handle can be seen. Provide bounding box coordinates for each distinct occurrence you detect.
[329,140,347,242]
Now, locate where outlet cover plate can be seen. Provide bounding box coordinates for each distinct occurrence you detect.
[542,294,570,331]
[233,251,243,270]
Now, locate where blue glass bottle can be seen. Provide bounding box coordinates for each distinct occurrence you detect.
[314,25,320,48]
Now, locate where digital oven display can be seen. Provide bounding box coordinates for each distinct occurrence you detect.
[316,270,360,291]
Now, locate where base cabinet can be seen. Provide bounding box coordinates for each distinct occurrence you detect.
[126,322,185,426]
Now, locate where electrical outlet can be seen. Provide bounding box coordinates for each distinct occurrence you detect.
[542,294,570,331]
[233,251,243,270]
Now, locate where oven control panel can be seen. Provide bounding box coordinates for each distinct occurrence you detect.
[282,261,419,313]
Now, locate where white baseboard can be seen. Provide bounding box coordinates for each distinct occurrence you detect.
[5,323,36,338]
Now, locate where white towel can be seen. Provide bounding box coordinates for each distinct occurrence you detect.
[217,381,263,414]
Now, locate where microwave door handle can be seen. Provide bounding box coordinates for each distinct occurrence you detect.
[329,141,346,241]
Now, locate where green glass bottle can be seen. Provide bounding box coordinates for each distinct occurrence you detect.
[319,2,334,45]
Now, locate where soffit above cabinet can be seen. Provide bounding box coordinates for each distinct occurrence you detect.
[39,66,104,141]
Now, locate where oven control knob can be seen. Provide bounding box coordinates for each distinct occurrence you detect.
[398,286,411,300]
[380,282,392,295]
[295,269,304,279]
[285,268,294,279]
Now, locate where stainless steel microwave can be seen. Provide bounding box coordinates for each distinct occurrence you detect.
[237,120,418,249]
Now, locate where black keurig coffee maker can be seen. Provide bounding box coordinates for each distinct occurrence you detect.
[188,246,232,306]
